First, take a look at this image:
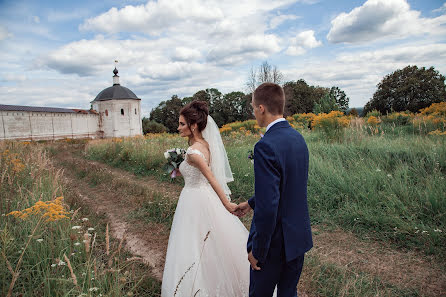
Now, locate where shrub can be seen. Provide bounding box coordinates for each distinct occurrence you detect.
[412,102,446,134]
[143,120,167,134]
[312,111,350,141]
[365,110,381,118]
[381,111,413,126]
[367,116,381,126]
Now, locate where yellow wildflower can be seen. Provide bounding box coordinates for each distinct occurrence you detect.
[7,196,70,222]
[367,116,381,126]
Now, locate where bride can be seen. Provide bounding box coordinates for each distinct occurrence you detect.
[161,100,250,297]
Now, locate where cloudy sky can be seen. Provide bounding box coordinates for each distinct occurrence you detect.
[0,0,445,116]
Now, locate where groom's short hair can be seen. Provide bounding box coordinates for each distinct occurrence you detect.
[253,83,285,115]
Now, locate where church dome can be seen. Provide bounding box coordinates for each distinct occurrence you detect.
[93,67,140,101]
[93,85,139,101]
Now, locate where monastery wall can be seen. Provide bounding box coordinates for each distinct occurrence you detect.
[0,111,99,141]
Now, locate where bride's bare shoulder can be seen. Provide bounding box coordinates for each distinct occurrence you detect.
[190,141,209,152]
[188,142,210,163]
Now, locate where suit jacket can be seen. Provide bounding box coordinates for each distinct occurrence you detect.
[247,120,313,263]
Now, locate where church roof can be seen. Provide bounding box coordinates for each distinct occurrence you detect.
[93,85,140,102]
[0,104,75,113]
[92,66,140,102]
[0,104,97,114]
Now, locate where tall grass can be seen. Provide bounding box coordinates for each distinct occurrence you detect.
[86,135,187,183]
[0,141,160,296]
[85,128,446,259]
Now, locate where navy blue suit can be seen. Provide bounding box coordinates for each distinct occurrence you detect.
[247,120,312,297]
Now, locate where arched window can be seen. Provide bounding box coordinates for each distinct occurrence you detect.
[105,110,108,116]
[135,108,137,115]
[121,109,124,116]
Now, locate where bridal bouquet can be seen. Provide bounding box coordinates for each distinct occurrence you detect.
[164,148,186,178]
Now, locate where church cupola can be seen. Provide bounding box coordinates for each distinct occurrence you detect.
[113,67,120,85]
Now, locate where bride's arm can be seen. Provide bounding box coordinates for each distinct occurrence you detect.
[187,154,237,213]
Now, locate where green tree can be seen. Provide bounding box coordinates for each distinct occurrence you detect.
[364,65,446,114]
[284,80,328,115]
[313,93,340,114]
[328,86,349,113]
[211,91,252,126]
[190,88,222,111]
[149,95,183,133]
[142,117,167,134]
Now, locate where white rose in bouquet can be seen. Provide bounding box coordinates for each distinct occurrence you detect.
[164,148,186,178]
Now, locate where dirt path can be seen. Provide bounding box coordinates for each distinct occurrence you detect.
[53,145,446,296]
[53,148,179,281]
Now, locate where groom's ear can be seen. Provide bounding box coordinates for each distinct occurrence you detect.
[258,104,266,114]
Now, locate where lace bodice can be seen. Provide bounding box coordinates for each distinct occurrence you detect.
[179,147,210,189]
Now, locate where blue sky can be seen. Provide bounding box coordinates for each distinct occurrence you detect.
[0,0,445,116]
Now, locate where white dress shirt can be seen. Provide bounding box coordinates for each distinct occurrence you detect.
[266,118,286,133]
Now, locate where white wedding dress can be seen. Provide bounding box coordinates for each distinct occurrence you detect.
[161,147,250,297]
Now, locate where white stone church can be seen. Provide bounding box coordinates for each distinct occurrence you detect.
[0,68,142,141]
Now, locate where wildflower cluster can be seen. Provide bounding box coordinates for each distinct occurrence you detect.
[219,120,260,135]
[420,102,446,117]
[312,111,350,129]
[7,196,70,222]
[411,103,446,134]
[287,113,316,129]
[1,149,26,173]
[367,116,381,127]
[381,111,413,125]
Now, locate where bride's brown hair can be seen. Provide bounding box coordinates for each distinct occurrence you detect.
[180,100,209,132]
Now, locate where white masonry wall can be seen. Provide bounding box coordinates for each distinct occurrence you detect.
[0,110,99,141]
[92,99,142,138]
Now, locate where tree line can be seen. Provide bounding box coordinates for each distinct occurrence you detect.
[145,63,445,133]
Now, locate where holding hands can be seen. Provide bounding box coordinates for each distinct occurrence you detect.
[225,201,252,217]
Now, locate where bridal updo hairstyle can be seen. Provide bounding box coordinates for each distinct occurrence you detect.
[253,82,285,115]
[180,100,209,132]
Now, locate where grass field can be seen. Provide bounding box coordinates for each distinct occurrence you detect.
[2,107,445,296]
[0,141,160,296]
[85,126,446,260]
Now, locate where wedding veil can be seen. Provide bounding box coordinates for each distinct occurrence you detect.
[202,115,234,199]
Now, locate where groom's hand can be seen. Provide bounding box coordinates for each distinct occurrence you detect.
[248,251,261,271]
[234,201,252,217]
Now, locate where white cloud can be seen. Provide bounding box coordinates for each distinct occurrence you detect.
[79,0,225,35]
[286,46,306,56]
[269,14,299,29]
[327,0,446,43]
[172,47,202,61]
[0,26,13,41]
[33,16,40,23]
[283,43,446,107]
[286,30,321,56]
[0,74,27,82]
[433,3,446,14]
[207,34,281,66]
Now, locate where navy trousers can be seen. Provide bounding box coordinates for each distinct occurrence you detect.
[248,224,304,297]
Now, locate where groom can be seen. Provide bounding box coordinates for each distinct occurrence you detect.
[235,83,313,297]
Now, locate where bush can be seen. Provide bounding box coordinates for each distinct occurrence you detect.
[412,102,446,134]
[289,113,316,129]
[381,111,413,126]
[143,120,167,134]
[219,120,260,135]
[365,110,381,118]
[312,111,350,141]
